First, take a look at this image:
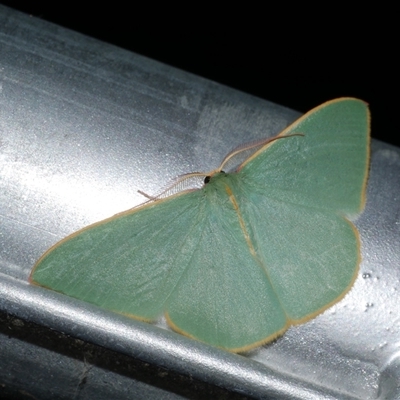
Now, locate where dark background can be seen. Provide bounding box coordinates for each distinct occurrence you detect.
[1,2,398,147]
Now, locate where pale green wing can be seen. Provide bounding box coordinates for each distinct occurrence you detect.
[31,193,212,320]
[231,98,369,322]
[238,98,369,215]
[31,184,287,351]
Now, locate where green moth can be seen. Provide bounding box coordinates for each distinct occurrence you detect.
[30,98,370,352]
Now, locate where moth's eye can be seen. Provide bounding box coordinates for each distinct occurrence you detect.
[204,176,211,184]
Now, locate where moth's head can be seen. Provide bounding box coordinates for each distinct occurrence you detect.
[204,171,226,185]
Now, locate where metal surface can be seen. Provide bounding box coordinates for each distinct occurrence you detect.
[1,5,399,399]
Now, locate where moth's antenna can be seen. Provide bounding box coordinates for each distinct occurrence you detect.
[137,133,304,203]
[218,133,304,172]
[137,190,156,200]
[137,171,211,203]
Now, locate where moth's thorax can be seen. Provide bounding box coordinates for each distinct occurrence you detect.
[202,171,241,208]
[203,171,231,192]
